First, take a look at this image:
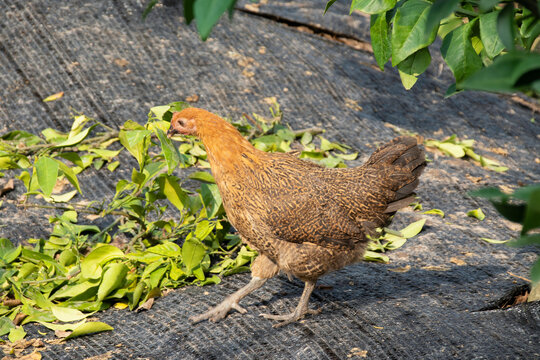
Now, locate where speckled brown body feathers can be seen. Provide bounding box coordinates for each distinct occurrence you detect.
[169,108,425,325]
[171,108,425,281]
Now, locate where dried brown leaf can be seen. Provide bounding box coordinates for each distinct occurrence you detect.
[0,179,15,197]
[450,257,466,266]
[185,94,199,103]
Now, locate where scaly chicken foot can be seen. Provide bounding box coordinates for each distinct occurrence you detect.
[260,280,320,328]
[190,277,267,324]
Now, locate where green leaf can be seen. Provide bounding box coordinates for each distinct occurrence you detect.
[364,250,389,263]
[469,187,506,200]
[53,124,98,148]
[50,280,100,300]
[182,238,206,274]
[64,321,113,340]
[508,234,540,248]
[200,183,222,218]
[479,11,505,58]
[438,142,465,158]
[350,0,397,15]
[425,0,459,34]
[300,131,313,146]
[142,0,158,19]
[0,317,15,336]
[370,12,392,70]
[81,245,125,280]
[8,326,26,342]
[480,237,510,244]
[0,239,21,264]
[397,47,431,89]
[97,263,129,301]
[118,129,151,169]
[50,190,78,203]
[183,0,195,24]
[43,91,64,102]
[399,219,426,238]
[162,175,189,212]
[56,160,82,194]
[479,0,500,12]
[441,19,483,87]
[497,4,515,50]
[51,306,88,322]
[35,156,59,197]
[324,0,338,14]
[522,189,540,235]
[194,0,236,41]
[391,0,438,66]
[467,208,486,221]
[423,209,444,217]
[438,15,464,39]
[194,220,214,241]
[398,70,418,90]
[38,320,86,332]
[156,128,181,175]
[147,242,181,257]
[188,171,215,183]
[462,51,540,93]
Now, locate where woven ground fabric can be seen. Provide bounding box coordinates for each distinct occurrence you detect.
[0,0,539,359]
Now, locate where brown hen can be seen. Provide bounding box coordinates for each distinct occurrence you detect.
[167,108,426,327]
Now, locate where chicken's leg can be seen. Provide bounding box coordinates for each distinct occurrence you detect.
[190,276,267,323]
[260,280,321,328]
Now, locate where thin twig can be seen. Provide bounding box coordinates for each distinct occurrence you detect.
[292,127,325,137]
[22,276,68,285]
[507,271,531,283]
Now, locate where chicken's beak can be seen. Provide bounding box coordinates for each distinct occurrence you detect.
[166,127,177,139]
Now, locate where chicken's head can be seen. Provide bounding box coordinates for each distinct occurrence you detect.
[167,109,199,137]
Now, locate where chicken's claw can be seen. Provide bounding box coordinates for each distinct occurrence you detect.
[190,299,246,324]
[260,307,321,328]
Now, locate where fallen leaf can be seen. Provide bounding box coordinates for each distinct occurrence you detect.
[490,147,508,156]
[113,58,129,67]
[388,265,411,273]
[85,214,101,221]
[348,348,368,358]
[244,3,260,12]
[13,313,27,326]
[54,330,71,338]
[465,174,483,183]
[43,92,64,102]
[135,297,154,312]
[3,298,22,307]
[263,97,277,105]
[18,350,42,360]
[186,94,199,103]
[113,302,128,310]
[344,98,363,111]
[237,57,254,67]
[481,238,510,244]
[0,178,14,197]
[467,208,485,220]
[422,265,450,271]
[450,257,466,266]
[241,68,255,78]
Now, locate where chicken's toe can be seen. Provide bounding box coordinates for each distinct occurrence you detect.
[260,307,322,327]
[190,300,245,324]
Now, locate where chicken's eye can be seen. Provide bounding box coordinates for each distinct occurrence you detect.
[178,119,186,127]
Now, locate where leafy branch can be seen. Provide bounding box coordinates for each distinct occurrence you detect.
[1,101,396,343]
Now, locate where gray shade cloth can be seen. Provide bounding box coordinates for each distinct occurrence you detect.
[0,0,538,358]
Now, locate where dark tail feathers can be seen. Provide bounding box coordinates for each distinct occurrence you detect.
[367,136,426,213]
